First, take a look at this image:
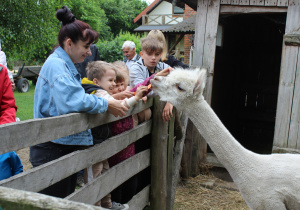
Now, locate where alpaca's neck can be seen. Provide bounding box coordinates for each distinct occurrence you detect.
[186,98,255,179]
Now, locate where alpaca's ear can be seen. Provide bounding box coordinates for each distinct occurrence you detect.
[193,68,207,95]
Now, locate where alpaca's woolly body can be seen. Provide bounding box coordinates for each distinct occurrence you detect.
[151,68,300,210]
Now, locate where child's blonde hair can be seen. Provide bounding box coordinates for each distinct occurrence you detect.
[86,61,117,81]
[113,60,130,87]
[140,37,164,55]
[147,30,167,62]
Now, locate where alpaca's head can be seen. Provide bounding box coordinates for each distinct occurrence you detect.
[151,67,207,110]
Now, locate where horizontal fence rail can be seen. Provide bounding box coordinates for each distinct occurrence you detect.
[0,98,153,154]
[67,150,150,204]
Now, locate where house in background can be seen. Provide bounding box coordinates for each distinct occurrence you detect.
[133,0,196,64]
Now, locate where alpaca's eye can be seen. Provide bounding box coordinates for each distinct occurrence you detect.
[176,84,185,91]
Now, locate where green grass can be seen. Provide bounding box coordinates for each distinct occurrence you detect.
[14,81,35,121]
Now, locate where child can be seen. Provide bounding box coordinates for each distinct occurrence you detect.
[130,37,174,122]
[82,61,148,210]
[0,151,23,181]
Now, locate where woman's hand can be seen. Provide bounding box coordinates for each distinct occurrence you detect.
[107,98,128,117]
[112,91,134,100]
[156,67,174,77]
[162,102,173,122]
[141,96,148,103]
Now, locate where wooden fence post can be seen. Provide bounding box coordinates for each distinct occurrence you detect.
[150,98,169,210]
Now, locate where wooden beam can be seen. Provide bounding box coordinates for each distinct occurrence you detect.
[220,5,287,14]
[0,98,153,154]
[150,98,169,210]
[272,146,300,154]
[128,186,150,210]
[0,186,102,210]
[285,34,300,46]
[265,0,278,6]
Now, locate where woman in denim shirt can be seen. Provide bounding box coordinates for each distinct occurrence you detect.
[30,6,128,198]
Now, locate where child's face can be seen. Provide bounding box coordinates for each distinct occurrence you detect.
[141,50,162,71]
[112,81,126,94]
[94,68,116,94]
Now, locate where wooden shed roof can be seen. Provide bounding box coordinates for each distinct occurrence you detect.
[163,15,196,33]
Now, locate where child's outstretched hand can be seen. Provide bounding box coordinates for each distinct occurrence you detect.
[162,102,173,122]
[112,91,134,100]
[156,67,174,77]
[135,86,148,100]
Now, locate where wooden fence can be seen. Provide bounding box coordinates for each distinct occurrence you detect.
[0,97,188,210]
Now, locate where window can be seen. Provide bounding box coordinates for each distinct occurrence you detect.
[173,6,184,14]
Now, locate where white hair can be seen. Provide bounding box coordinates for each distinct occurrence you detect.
[122,41,136,51]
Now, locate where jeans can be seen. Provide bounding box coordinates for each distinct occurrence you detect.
[30,142,87,198]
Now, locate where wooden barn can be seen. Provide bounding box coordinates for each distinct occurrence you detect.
[164,0,300,176]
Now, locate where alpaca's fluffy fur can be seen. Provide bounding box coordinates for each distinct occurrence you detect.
[151,68,300,210]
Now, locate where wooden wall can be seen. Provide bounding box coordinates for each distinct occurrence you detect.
[273,2,300,153]
[220,0,289,7]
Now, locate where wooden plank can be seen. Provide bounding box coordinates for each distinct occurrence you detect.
[0,121,152,192]
[220,5,287,14]
[272,145,300,154]
[202,0,221,104]
[265,0,278,6]
[128,186,150,210]
[273,46,299,148]
[66,150,150,205]
[231,0,240,5]
[0,98,153,154]
[289,0,300,6]
[239,0,250,5]
[150,98,169,210]
[273,4,300,150]
[192,0,209,67]
[166,110,175,210]
[288,51,300,148]
[220,0,232,4]
[0,186,102,210]
[250,0,265,5]
[277,0,288,6]
[170,112,188,206]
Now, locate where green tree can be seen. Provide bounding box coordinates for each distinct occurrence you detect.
[99,0,148,36]
[0,0,58,65]
[58,0,111,39]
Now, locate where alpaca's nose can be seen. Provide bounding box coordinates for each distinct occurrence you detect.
[153,76,161,81]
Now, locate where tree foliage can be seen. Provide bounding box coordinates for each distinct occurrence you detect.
[0,0,58,65]
[99,0,148,36]
[0,0,148,66]
[97,31,145,62]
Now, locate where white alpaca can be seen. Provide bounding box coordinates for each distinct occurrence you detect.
[151,68,300,210]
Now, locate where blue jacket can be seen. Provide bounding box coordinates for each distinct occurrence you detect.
[34,47,108,145]
[0,151,23,181]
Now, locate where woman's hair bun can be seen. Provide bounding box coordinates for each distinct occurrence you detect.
[56,6,76,26]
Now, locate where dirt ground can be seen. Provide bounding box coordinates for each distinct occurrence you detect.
[16,149,249,209]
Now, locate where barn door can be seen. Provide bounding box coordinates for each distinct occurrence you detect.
[273,2,300,153]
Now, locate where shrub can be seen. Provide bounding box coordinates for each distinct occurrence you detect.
[96,31,145,62]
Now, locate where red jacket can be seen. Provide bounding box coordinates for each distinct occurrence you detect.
[0,64,17,125]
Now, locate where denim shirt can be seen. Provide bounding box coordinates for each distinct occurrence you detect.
[34,47,108,145]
